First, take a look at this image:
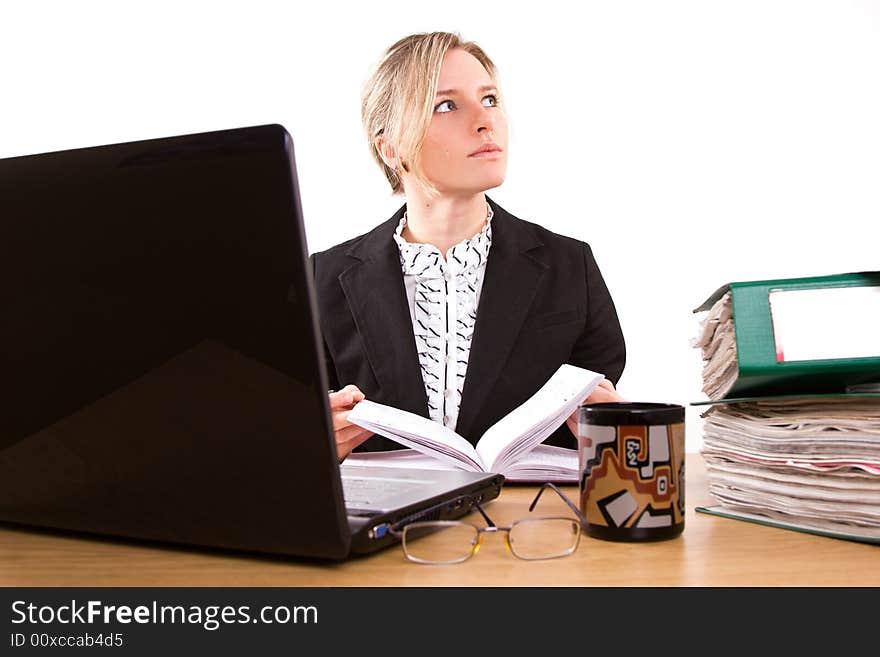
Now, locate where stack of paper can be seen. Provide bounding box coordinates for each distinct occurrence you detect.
[690,291,739,400]
[691,291,880,542]
[691,282,880,543]
[699,398,880,542]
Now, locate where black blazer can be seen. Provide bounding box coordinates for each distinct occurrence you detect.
[309,197,626,450]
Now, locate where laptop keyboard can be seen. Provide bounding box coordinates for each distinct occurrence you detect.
[341,474,426,512]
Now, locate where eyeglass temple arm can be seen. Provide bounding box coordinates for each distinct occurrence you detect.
[472,503,496,528]
[528,482,589,527]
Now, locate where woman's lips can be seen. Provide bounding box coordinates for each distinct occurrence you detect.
[469,149,503,159]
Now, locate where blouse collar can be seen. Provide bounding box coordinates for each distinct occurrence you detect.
[393,203,493,276]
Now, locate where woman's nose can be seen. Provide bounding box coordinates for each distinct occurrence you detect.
[473,105,496,135]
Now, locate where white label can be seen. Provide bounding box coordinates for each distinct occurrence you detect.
[768,286,880,362]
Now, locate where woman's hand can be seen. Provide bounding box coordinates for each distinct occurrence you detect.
[329,384,374,461]
[565,378,625,438]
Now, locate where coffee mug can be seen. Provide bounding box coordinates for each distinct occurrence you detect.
[577,402,685,541]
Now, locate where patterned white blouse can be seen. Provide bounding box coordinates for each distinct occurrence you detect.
[392,204,494,432]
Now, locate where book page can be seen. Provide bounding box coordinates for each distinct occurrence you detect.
[500,445,579,483]
[344,448,457,471]
[348,400,485,471]
[475,364,604,472]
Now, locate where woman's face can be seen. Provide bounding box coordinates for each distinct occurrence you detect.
[414,48,509,196]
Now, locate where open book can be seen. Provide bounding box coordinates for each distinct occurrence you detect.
[346,364,604,482]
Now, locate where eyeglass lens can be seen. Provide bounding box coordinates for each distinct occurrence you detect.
[508,517,580,560]
[402,518,580,564]
[403,521,479,564]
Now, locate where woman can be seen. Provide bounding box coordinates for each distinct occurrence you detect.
[311,32,626,461]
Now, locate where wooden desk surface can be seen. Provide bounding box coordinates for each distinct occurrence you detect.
[1,454,877,587]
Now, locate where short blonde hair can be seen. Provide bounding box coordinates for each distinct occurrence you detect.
[361,32,499,196]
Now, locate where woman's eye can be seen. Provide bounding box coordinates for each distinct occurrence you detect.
[435,95,498,113]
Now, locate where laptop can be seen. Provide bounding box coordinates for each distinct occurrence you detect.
[0,124,503,560]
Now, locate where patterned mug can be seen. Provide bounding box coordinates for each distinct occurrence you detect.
[577,402,686,541]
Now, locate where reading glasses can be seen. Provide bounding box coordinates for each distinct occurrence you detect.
[389,483,588,564]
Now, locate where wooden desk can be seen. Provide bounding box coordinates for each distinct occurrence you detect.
[1,454,877,587]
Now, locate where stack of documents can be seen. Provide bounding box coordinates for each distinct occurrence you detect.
[691,274,880,544]
[699,398,880,542]
[691,291,738,400]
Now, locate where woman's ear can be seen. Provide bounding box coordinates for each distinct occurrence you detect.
[374,136,399,171]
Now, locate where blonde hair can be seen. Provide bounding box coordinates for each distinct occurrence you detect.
[361,32,499,196]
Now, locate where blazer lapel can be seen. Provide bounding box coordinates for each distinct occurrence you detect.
[338,211,429,418]
[455,200,548,440]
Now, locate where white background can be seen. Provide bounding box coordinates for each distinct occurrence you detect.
[2,1,877,452]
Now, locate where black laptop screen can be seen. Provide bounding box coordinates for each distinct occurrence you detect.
[0,125,350,557]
